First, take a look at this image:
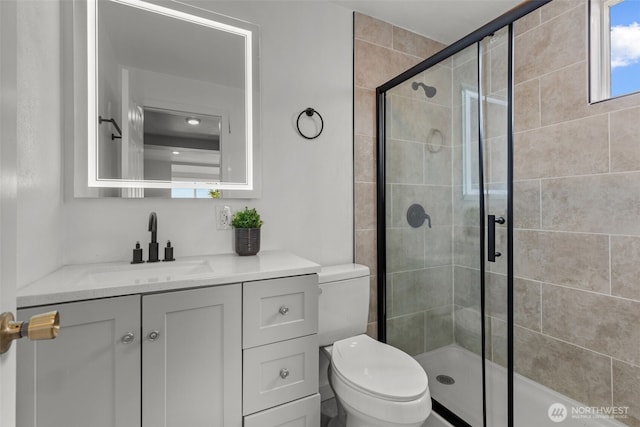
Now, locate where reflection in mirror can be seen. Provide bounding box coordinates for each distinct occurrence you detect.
[462,88,507,198]
[143,108,222,198]
[85,0,258,196]
[590,0,640,102]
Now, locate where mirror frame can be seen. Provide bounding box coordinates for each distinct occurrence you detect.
[76,0,260,195]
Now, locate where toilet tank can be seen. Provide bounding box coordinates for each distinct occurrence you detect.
[317,264,370,346]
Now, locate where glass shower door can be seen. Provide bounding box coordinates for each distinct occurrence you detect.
[480,26,511,427]
[381,25,514,426]
[376,3,559,426]
[382,41,486,426]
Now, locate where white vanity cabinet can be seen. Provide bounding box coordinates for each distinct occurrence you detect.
[242,275,321,427]
[17,284,242,427]
[15,252,322,427]
[17,296,141,427]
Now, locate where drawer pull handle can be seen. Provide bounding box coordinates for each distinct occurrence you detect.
[279,306,289,315]
[148,330,160,342]
[279,368,290,379]
[121,332,135,344]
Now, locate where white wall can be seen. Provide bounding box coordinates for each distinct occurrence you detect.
[0,0,19,423]
[16,1,354,286]
[16,0,64,288]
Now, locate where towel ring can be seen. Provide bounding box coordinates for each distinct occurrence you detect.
[296,108,324,140]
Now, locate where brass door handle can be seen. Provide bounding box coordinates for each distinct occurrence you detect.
[0,311,60,354]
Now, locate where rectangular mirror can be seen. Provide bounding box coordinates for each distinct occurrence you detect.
[71,0,260,198]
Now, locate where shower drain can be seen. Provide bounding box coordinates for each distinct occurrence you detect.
[436,375,455,385]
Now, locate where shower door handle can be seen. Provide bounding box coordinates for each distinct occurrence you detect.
[488,215,505,262]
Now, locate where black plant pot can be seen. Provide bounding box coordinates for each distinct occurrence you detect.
[234,228,261,256]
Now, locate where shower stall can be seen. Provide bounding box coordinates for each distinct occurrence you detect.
[375,1,638,427]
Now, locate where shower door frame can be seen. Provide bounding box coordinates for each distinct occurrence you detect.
[375,1,552,426]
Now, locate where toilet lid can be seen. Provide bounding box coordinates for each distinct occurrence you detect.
[331,334,428,402]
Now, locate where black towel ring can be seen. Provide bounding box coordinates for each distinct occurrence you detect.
[296,107,324,140]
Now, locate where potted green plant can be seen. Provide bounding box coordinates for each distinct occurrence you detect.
[232,207,263,256]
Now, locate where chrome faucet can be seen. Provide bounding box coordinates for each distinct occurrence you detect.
[148,212,159,263]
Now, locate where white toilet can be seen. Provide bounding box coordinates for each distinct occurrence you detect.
[318,264,432,427]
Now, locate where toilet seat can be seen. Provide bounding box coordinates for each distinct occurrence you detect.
[331,334,428,401]
[328,334,432,425]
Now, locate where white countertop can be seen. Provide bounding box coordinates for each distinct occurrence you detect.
[17,250,321,308]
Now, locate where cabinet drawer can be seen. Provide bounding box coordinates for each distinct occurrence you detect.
[243,275,318,348]
[243,335,318,415]
[244,394,320,427]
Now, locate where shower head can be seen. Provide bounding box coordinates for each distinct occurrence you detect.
[412,81,437,98]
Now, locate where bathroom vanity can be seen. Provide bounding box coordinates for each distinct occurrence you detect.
[16,251,321,427]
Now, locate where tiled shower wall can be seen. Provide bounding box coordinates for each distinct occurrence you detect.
[353,13,445,338]
[384,56,456,355]
[510,1,640,425]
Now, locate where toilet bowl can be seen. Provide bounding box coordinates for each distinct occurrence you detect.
[318,265,432,427]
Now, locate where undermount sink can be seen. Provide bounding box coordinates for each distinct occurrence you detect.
[78,259,215,287]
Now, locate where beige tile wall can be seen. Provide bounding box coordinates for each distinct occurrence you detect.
[353,12,445,338]
[513,1,640,425]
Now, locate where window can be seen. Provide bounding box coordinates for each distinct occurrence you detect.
[590,0,640,102]
[170,188,212,198]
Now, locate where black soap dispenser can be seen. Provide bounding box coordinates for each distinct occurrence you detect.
[163,240,175,262]
[131,242,144,264]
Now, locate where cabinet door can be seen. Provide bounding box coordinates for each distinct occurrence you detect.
[142,284,242,427]
[17,296,141,427]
